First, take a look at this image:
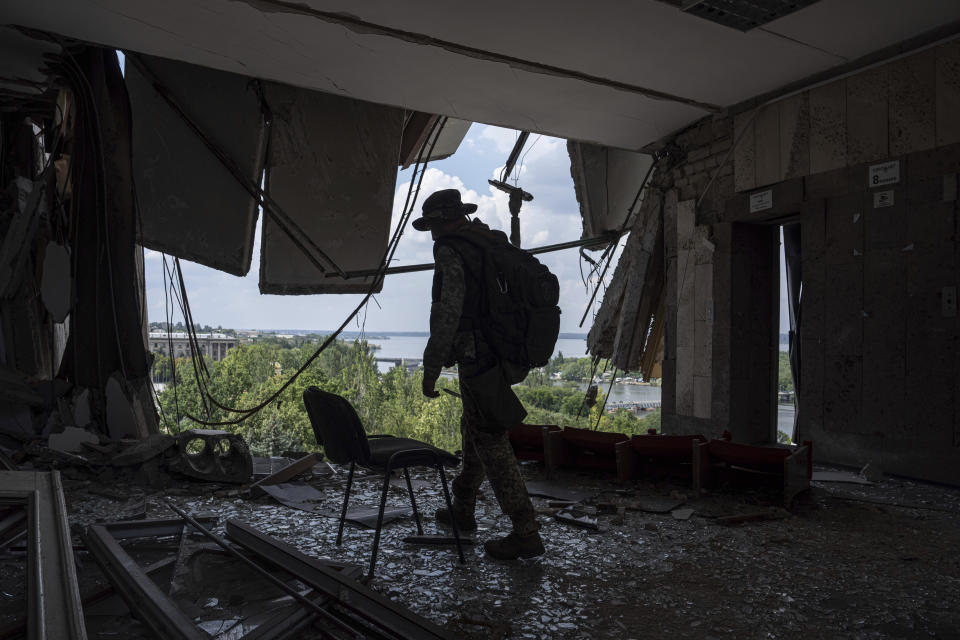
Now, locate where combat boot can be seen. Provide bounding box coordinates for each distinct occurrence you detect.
[483,531,545,560]
[435,507,477,532]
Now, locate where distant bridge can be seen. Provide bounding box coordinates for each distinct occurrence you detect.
[607,400,661,412]
[375,357,422,368]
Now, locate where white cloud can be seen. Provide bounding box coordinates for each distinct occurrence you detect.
[478,126,520,154]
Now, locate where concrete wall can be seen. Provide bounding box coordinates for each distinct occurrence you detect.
[657,39,960,484]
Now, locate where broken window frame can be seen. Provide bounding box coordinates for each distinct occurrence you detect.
[0,471,87,640]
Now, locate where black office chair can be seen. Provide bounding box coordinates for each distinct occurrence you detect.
[302,386,465,580]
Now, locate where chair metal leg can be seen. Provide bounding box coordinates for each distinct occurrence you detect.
[437,464,465,564]
[336,461,355,546]
[403,466,424,535]
[367,460,394,581]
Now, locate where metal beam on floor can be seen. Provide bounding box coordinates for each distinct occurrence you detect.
[225,519,456,640]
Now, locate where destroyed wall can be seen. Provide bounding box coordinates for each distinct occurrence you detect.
[664,117,734,439]
[636,39,960,485]
[1,41,160,461]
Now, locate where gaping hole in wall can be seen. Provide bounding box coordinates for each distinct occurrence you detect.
[4,7,960,635]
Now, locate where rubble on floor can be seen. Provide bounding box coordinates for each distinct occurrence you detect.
[3,450,959,639]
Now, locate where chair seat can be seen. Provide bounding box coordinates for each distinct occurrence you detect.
[367,437,460,468]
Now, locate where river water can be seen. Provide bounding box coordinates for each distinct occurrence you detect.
[365,335,797,437]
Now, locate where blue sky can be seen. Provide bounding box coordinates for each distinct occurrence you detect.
[144,122,791,335]
[144,124,614,333]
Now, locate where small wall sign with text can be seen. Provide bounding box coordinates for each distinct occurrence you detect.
[749,189,773,213]
[869,160,900,188]
[873,190,894,208]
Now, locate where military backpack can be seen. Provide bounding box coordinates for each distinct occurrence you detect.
[438,227,561,375]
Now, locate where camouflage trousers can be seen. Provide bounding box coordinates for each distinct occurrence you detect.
[451,366,538,537]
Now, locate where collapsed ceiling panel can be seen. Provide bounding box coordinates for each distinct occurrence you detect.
[259,83,404,295]
[127,54,265,276]
[568,141,654,248]
[399,114,472,169]
[0,27,61,112]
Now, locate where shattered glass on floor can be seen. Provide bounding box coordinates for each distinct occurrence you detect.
[53,461,960,639]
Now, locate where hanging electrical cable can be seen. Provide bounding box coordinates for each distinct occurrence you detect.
[578,153,661,328]
[160,256,181,429]
[126,53,348,280]
[488,131,533,248]
[173,116,450,427]
[575,355,605,419]
[593,367,618,431]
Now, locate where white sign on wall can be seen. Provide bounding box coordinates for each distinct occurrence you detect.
[873,190,894,208]
[869,160,900,188]
[749,189,773,213]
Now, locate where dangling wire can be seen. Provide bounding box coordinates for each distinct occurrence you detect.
[176,116,450,426]
[593,367,618,431]
[578,154,660,328]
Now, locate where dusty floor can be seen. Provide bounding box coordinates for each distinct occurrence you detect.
[4,460,960,639]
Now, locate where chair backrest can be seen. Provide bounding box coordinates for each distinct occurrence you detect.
[302,386,371,465]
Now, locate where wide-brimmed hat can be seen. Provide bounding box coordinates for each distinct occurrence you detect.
[412,189,478,231]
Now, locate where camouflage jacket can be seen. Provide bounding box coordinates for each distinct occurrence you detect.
[422,222,487,383]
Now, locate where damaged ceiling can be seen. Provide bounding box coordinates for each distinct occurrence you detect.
[568,141,654,245]
[127,55,266,277]
[259,83,405,294]
[0,26,61,112]
[3,1,958,151]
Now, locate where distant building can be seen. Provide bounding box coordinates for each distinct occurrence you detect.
[148,331,239,362]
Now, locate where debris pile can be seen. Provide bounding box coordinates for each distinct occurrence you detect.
[3,427,960,639]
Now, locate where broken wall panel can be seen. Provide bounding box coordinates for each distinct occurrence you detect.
[127,54,265,277]
[567,141,653,245]
[737,44,960,192]
[260,84,404,294]
[586,185,664,371]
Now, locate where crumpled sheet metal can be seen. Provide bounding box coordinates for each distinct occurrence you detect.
[168,429,252,484]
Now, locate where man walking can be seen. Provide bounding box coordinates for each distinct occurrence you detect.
[414,188,544,560]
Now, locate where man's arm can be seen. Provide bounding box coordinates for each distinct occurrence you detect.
[422,243,465,396]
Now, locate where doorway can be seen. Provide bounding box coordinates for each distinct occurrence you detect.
[777,223,801,443]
